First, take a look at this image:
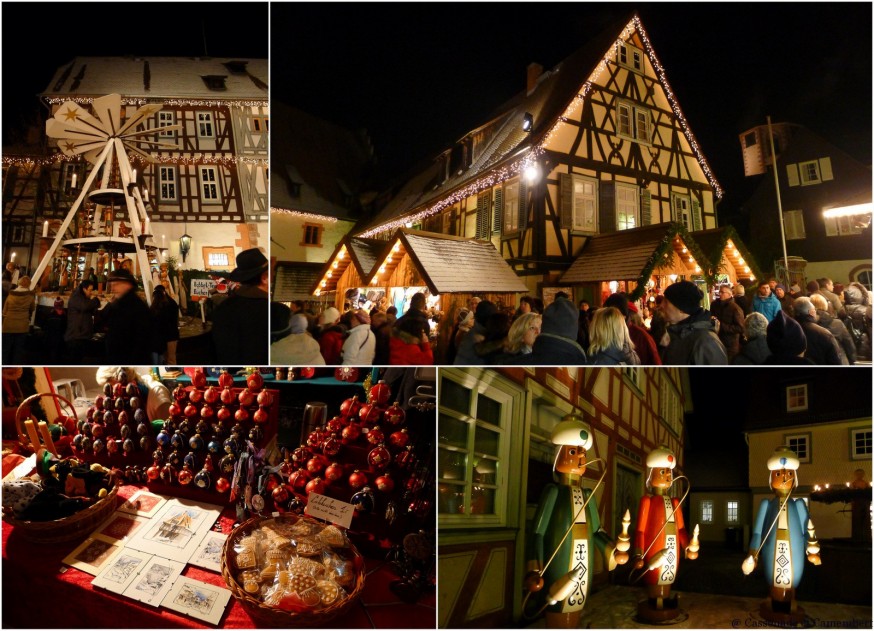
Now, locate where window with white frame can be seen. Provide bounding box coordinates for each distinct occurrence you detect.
[726,501,739,524]
[208,252,229,267]
[438,373,515,527]
[199,166,219,201]
[571,174,597,232]
[799,160,821,185]
[158,111,175,137]
[503,179,520,233]
[824,215,863,237]
[622,367,641,390]
[617,41,644,72]
[197,112,214,138]
[784,433,811,463]
[700,500,713,524]
[158,166,177,201]
[616,183,639,231]
[672,194,692,230]
[786,384,808,412]
[659,379,681,436]
[616,101,651,144]
[783,210,806,240]
[850,428,872,459]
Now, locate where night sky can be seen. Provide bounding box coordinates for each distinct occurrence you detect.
[1,2,268,141]
[273,2,872,223]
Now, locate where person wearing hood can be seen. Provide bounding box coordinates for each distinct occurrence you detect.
[792,297,844,365]
[64,279,101,363]
[764,310,813,365]
[2,275,36,363]
[342,309,376,365]
[317,306,346,365]
[474,311,512,364]
[809,293,855,364]
[454,300,497,365]
[508,297,587,365]
[752,280,782,323]
[272,312,326,365]
[732,312,771,365]
[587,307,640,365]
[659,281,727,365]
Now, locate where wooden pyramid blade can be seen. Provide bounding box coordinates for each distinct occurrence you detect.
[91,94,122,136]
[120,124,182,139]
[46,118,108,142]
[116,102,163,136]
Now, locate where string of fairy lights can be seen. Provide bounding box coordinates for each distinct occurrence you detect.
[361,16,723,238]
[2,154,268,167]
[270,207,339,223]
[43,96,268,109]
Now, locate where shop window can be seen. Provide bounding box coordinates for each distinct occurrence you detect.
[824,214,863,237]
[199,166,219,201]
[197,112,215,138]
[850,427,872,460]
[726,501,739,524]
[786,384,808,412]
[301,223,322,247]
[783,210,805,240]
[701,500,713,524]
[784,433,811,463]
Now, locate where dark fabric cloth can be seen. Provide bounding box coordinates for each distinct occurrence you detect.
[388,330,434,365]
[587,345,640,365]
[778,293,795,314]
[394,307,430,338]
[661,308,728,365]
[629,323,661,365]
[732,335,771,365]
[766,310,807,361]
[150,298,180,354]
[64,286,100,342]
[473,337,508,365]
[211,284,269,364]
[764,354,816,365]
[663,281,703,315]
[816,310,856,364]
[796,313,844,365]
[318,326,346,365]
[710,297,745,359]
[733,293,752,316]
[454,322,487,365]
[507,332,587,366]
[577,310,590,350]
[372,322,392,365]
[100,290,152,363]
[648,310,668,347]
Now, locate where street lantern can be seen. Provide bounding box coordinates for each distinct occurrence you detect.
[180,231,192,262]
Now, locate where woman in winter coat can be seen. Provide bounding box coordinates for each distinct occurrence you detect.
[492,312,541,364]
[389,312,434,365]
[272,313,326,365]
[2,276,35,363]
[732,312,771,365]
[587,307,640,365]
[317,306,346,365]
[810,293,856,364]
[342,309,376,365]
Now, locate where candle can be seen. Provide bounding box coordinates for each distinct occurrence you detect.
[71,173,77,189]
[144,189,150,202]
[23,420,42,453]
[145,218,151,234]
[200,299,206,323]
[131,168,137,182]
[38,421,57,456]
[42,221,48,238]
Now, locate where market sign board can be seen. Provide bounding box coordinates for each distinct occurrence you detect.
[190,278,216,298]
[305,493,354,529]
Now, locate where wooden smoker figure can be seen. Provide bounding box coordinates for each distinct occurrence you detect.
[523,414,627,628]
[633,446,699,623]
[742,447,821,624]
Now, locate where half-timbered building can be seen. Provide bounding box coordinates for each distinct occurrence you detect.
[316,14,758,313]
[438,366,688,627]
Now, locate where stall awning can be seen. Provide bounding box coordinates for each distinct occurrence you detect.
[368,229,528,295]
[274,262,331,302]
[689,227,763,283]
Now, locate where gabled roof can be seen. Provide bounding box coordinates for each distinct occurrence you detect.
[274,262,329,302]
[310,237,390,296]
[271,101,375,220]
[690,226,763,283]
[41,57,267,100]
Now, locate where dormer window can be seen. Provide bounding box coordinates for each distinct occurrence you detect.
[201,75,227,91]
[618,42,644,72]
[222,61,249,75]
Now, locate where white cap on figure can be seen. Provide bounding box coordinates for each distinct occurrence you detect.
[767,447,800,471]
[646,446,677,469]
[550,413,593,449]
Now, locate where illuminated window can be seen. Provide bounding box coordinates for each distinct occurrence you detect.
[616,183,640,231]
[701,500,713,524]
[616,101,651,144]
[726,501,739,524]
[208,252,229,267]
[503,179,520,233]
[570,174,597,232]
[786,384,808,412]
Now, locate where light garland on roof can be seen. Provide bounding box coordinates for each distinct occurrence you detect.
[270,207,340,223]
[3,154,267,167]
[44,96,268,109]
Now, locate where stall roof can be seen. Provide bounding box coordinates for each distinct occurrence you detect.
[274,262,330,302]
[371,229,529,295]
[347,237,388,278]
[689,226,763,283]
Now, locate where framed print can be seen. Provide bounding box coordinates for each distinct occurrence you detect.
[125,498,222,563]
[161,576,232,626]
[122,556,186,607]
[118,489,168,518]
[62,535,122,575]
[93,511,149,542]
[91,549,154,594]
[187,530,228,573]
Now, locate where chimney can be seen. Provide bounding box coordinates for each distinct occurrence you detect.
[527,63,543,93]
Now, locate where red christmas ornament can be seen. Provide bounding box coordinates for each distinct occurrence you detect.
[369,380,391,406]
[215,477,231,493]
[358,403,381,426]
[173,385,188,401]
[341,423,361,445]
[366,426,385,445]
[348,469,368,489]
[289,469,311,493]
[238,389,255,407]
[178,466,194,485]
[292,445,313,467]
[189,388,203,404]
[147,464,161,481]
[306,454,329,474]
[325,462,344,482]
[305,477,326,496]
[218,371,234,389]
[204,386,219,404]
[257,390,273,407]
[335,367,359,382]
[384,402,406,427]
[253,406,269,424]
[91,423,105,438]
[368,444,391,470]
[113,382,125,398]
[168,402,182,418]
[266,474,282,492]
[220,388,235,405]
[339,395,362,419]
[235,407,250,423]
[94,396,105,411]
[395,446,416,470]
[193,370,208,389]
[272,485,289,504]
[375,473,395,493]
[406,475,423,492]
[247,372,264,392]
[118,410,130,425]
[326,415,345,434]
[307,429,324,449]
[389,428,410,448]
[217,406,232,422]
[200,404,215,420]
[184,403,198,418]
[322,434,342,457]
[299,367,316,379]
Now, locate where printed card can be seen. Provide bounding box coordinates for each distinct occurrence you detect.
[62,535,123,575]
[187,530,228,573]
[121,556,186,607]
[91,549,154,594]
[117,489,168,518]
[93,511,149,542]
[161,576,233,626]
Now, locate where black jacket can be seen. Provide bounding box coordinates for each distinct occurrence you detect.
[661,308,728,365]
[100,290,152,363]
[64,286,100,342]
[507,333,587,366]
[212,284,269,364]
[816,310,856,364]
[150,298,180,352]
[796,312,844,365]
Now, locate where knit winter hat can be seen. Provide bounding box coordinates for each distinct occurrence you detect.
[806,280,820,294]
[541,297,579,340]
[603,293,629,317]
[290,313,309,335]
[664,281,703,315]
[474,300,498,326]
[766,310,806,357]
[319,307,341,326]
[271,302,292,336]
[353,308,371,326]
[775,284,786,293]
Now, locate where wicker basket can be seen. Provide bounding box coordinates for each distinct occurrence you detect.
[15,391,77,453]
[221,514,366,626]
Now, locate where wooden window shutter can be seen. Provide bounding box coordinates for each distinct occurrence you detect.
[559,173,573,229]
[786,164,800,187]
[475,190,491,238]
[599,180,616,234]
[691,199,702,231]
[819,157,834,181]
[640,188,652,226]
[493,187,503,234]
[824,216,838,237]
[518,180,529,232]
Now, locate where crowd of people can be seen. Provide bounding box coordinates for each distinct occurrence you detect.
[270,275,871,367]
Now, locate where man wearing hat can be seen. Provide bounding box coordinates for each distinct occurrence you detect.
[525,414,625,628]
[773,284,794,315]
[764,310,813,364]
[743,447,821,622]
[659,281,727,365]
[752,280,782,323]
[212,247,269,364]
[99,268,151,363]
[509,297,587,365]
[633,446,698,622]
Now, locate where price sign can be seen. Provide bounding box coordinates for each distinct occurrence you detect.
[304,493,354,529]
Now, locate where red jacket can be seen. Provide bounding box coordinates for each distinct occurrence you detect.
[319,328,345,365]
[630,324,662,365]
[389,334,434,365]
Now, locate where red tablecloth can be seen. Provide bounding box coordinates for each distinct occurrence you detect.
[2,486,435,628]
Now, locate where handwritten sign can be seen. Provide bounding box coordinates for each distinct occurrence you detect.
[304,493,354,529]
[190,278,216,298]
